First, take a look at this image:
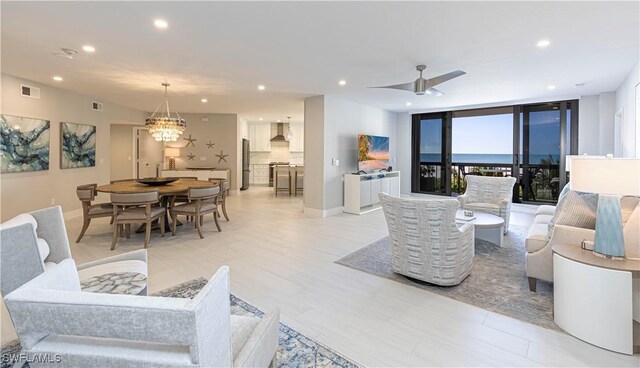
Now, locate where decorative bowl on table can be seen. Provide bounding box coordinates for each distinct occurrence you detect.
[136,177,179,186]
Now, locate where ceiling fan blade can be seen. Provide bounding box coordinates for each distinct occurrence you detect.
[425,88,444,97]
[369,81,415,92]
[425,70,466,88]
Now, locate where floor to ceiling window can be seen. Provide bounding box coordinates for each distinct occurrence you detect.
[411,100,578,203]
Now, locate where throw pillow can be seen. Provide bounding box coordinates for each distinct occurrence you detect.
[547,191,598,238]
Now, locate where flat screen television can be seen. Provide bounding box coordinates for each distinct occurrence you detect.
[358,134,389,173]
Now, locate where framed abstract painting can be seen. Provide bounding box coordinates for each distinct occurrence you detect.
[0,114,50,173]
[61,122,96,169]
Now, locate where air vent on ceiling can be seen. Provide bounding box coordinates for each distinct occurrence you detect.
[92,101,104,112]
[20,84,40,99]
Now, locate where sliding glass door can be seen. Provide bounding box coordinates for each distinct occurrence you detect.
[411,112,451,195]
[411,100,578,204]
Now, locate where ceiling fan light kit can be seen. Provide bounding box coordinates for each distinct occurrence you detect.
[370,64,466,96]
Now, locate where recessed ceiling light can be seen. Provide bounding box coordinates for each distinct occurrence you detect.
[259,117,263,121]
[547,85,556,90]
[338,80,347,86]
[154,19,168,29]
[406,102,412,106]
[82,45,95,53]
[201,98,208,103]
[257,85,266,91]
[537,39,551,48]
[52,76,63,82]
[277,119,281,122]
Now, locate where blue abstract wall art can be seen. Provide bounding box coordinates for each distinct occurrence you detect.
[61,122,96,169]
[0,114,50,173]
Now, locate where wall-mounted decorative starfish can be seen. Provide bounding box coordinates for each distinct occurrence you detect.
[215,150,229,163]
[206,141,215,149]
[184,134,197,147]
[187,153,195,160]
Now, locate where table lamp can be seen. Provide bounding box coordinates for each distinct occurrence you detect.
[570,156,640,258]
[164,147,180,170]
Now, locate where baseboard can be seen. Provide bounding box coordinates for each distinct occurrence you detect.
[303,206,344,218]
[63,208,83,220]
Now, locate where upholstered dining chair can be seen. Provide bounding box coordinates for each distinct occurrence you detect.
[4,262,280,368]
[170,186,221,238]
[209,178,230,221]
[457,175,517,234]
[76,183,114,243]
[379,193,475,286]
[274,166,291,197]
[110,190,165,250]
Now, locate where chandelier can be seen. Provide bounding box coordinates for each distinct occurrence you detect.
[145,82,186,142]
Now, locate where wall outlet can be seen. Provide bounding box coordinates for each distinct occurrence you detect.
[200,156,207,161]
[127,156,131,161]
[331,158,339,166]
[50,198,55,205]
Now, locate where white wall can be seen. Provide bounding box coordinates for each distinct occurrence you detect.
[303,95,397,214]
[0,74,147,221]
[615,62,640,157]
[303,96,325,212]
[395,112,412,194]
[578,92,617,155]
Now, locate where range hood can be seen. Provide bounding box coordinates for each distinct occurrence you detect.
[270,123,288,142]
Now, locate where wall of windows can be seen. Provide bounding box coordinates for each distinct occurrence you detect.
[411,100,578,203]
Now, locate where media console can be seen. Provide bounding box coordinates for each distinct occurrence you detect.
[344,171,401,215]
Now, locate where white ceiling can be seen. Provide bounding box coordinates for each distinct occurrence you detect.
[2,1,638,123]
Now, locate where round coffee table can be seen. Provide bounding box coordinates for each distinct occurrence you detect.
[455,210,505,247]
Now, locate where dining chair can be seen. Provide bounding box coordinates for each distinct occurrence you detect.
[110,178,135,184]
[170,186,221,239]
[209,178,229,221]
[76,184,114,243]
[294,167,304,197]
[274,166,291,197]
[110,190,165,250]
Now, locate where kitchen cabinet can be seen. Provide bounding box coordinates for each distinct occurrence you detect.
[249,123,271,152]
[250,164,269,185]
[288,123,304,152]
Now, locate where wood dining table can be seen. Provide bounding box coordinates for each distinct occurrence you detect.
[96,179,215,232]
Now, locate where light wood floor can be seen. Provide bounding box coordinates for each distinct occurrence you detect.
[2,187,639,367]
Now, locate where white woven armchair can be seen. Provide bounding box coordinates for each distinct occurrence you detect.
[457,176,517,234]
[379,193,475,286]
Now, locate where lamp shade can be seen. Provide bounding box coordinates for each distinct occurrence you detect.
[164,147,180,157]
[570,157,640,196]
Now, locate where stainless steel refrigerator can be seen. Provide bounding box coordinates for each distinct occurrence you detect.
[241,138,250,190]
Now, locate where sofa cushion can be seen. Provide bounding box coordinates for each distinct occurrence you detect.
[535,205,556,216]
[230,314,260,360]
[548,191,598,239]
[533,214,553,224]
[526,224,549,253]
[1,213,49,263]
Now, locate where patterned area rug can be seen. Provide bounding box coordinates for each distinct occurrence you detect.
[336,225,558,331]
[1,279,359,368]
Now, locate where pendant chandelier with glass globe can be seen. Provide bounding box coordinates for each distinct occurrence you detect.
[145,82,186,142]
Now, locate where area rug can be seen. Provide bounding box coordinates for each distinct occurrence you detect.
[1,279,360,368]
[335,225,557,331]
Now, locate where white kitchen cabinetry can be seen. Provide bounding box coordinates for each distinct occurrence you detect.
[249,123,271,152]
[288,123,304,152]
[250,164,269,185]
[344,172,401,214]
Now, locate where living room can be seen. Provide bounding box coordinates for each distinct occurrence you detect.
[1,1,639,367]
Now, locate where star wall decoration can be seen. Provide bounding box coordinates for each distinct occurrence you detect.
[184,134,197,147]
[187,153,195,160]
[206,141,215,149]
[215,150,229,163]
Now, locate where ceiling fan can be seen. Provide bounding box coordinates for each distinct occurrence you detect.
[370,65,466,96]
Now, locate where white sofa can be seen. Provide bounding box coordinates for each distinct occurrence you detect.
[4,261,280,368]
[379,193,475,286]
[457,175,517,234]
[0,206,148,297]
[526,195,640,291]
